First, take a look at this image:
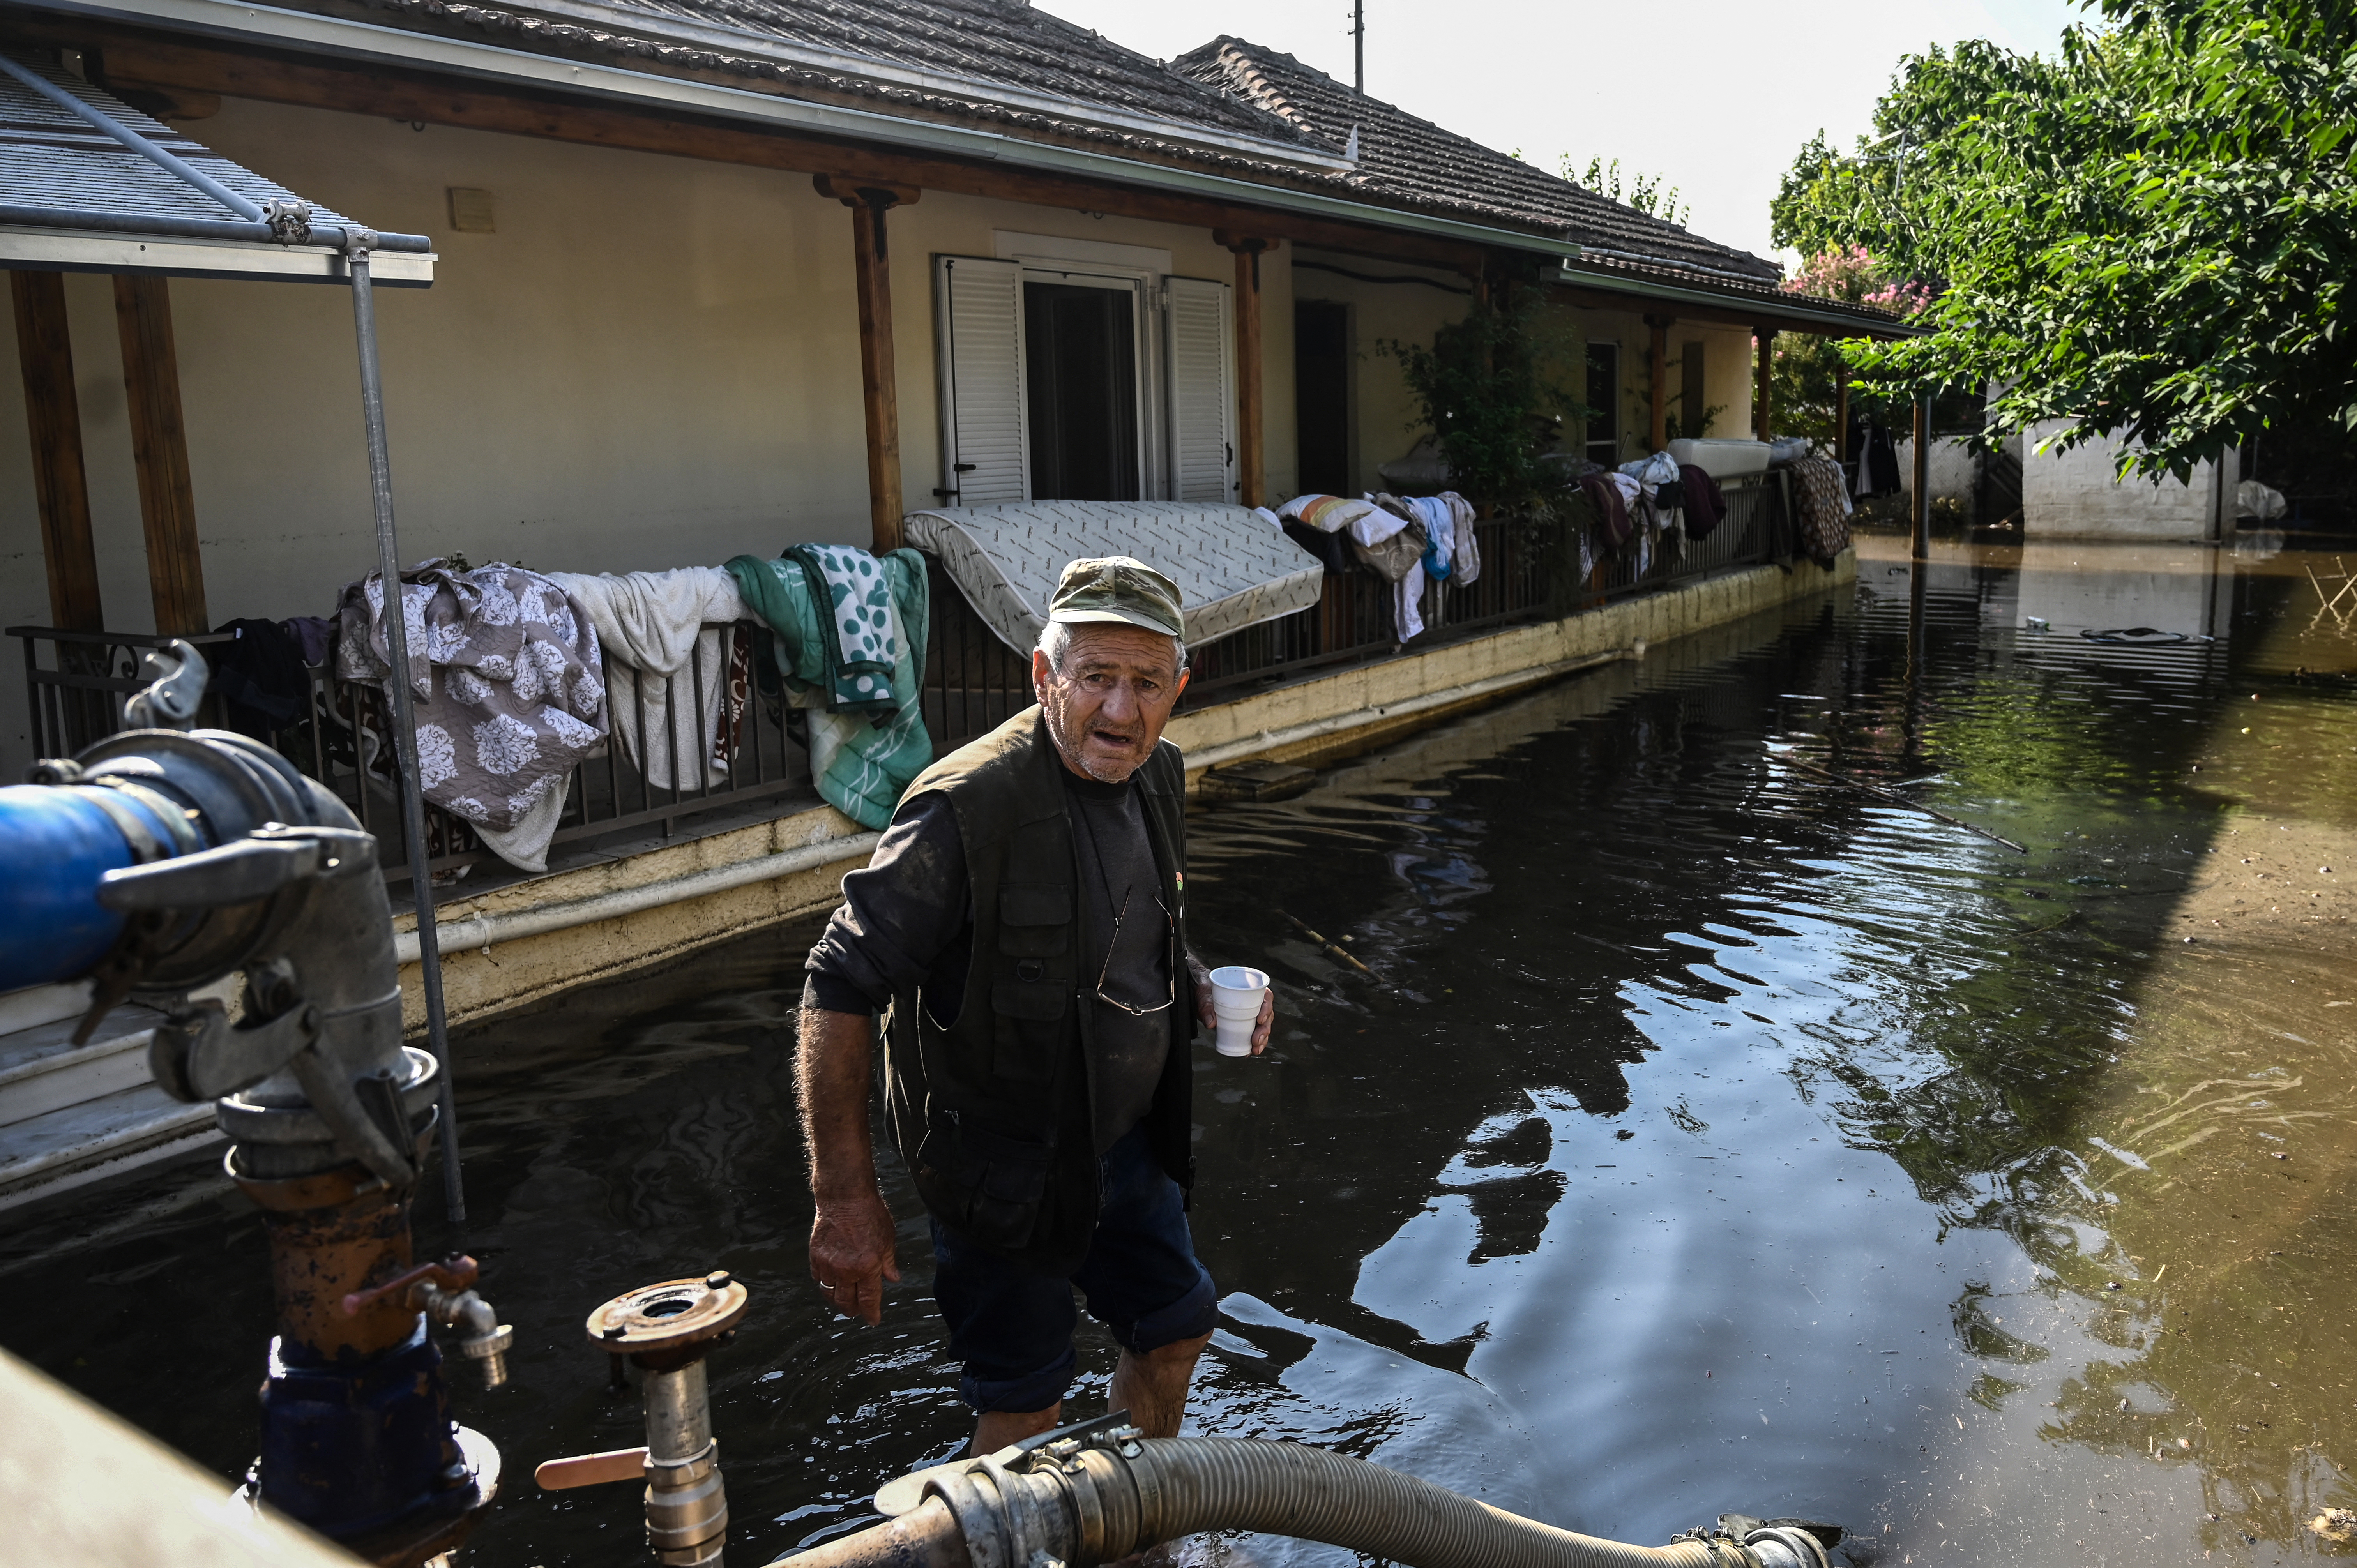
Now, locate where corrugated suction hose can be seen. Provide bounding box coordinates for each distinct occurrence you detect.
[768,1436,1829,1568]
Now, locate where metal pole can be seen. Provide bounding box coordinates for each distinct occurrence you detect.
[1905,555,1928,767]
[347,232,466,1224]
[1353,0,1364,94]
[1910,396,1930,561]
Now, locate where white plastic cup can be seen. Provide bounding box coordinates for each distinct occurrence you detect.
[1208,966,1269,1058]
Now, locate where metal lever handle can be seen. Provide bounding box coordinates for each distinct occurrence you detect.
[97,836,322,911]
[342,1254,479,1317]
[535,1447,650,1490]
[123,639,208,730]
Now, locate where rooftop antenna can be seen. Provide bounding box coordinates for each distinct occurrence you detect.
[1352,0,1364,93]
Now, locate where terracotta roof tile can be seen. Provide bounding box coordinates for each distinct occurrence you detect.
[1169,37,1783,283]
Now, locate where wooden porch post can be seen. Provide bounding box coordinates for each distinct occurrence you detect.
[1645,314,1672,451]
[12,272,102,630]
[1753,328,1777,442]
[816,175,920,554]
[1218,232,1272,509]
[1834,372,1850,467]
[113,275,207,635]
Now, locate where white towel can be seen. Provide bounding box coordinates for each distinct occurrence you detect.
[548,567,749,790]
[1618,451,1682,495]
[1394,572,1426,643]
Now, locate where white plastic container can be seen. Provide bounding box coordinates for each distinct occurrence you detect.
[1666,438,1771,478]
[1208,966,1268,1057]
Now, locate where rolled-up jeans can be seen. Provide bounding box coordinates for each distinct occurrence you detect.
[929,1122,1217,1413]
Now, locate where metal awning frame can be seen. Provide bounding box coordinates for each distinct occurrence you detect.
[0,48,466,1219]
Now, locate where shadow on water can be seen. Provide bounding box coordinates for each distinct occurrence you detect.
[4,540,2355,1568]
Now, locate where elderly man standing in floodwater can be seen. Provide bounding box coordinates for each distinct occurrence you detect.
[799,556,1276,1453]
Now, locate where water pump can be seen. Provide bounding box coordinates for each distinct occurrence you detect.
[0,642,506,1565]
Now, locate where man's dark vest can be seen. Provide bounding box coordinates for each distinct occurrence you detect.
[882,706,1196,1275]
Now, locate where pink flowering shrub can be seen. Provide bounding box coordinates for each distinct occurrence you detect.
[1784,246,1931,315]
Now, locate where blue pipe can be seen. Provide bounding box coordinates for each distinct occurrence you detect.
[0,785,181,992]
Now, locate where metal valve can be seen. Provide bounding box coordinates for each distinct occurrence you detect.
[536,1270,749,1566]
[342,1255,516,1390]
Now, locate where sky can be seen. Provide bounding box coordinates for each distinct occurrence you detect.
[1032,0,2095,267]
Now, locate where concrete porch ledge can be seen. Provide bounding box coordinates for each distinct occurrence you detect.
[398,552,1855,1031]
[392,798,875,1030]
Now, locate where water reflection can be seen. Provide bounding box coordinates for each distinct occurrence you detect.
[2,540,2354,1568]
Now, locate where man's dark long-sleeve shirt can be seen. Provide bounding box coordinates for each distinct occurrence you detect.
[805,769,1172,1153]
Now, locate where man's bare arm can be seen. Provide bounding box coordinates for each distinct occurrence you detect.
[795,1000,901,1325]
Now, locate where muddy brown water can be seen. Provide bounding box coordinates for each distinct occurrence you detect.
[5,537,2355,1568]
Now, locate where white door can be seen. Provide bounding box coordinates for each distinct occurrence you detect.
[933,255,1028,507]
[1164,276,1236,502]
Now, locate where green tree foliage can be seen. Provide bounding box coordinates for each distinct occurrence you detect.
[1770,1,2357,477]
[1380,278,1577,509]
[1564,156,1691,228]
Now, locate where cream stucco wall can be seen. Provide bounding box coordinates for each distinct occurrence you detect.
[1573,307,1754,462]
[1701,329,1757,442]
[1264,263,1765,495]
[0,94,1302,771]
[1287,248,1471,496]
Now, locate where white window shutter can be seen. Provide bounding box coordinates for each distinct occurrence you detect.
[934,255,1029,506]
[1164,276,1235,502]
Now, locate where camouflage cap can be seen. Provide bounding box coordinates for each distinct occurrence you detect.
[1047,556,1185,640]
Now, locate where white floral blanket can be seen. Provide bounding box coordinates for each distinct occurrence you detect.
[903,501,1324,655]
[337,561,609,871]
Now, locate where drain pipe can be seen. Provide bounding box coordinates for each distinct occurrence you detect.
[391,832,882,965]
[767,1416,1832,1568]
[1178,645,1643,778]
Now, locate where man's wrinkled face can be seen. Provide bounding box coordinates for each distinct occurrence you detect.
[1034,624,1188,783]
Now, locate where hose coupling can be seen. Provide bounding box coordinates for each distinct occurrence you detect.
[1742,1528,1831,1568]
[806,1427,1846,1568]
[416,1280,515,1389]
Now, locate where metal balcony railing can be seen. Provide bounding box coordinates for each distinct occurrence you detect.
[14,473,1794,875]
[12,621,807,888]
[920,471,1792,748]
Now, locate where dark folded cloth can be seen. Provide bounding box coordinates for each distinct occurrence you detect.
[279,615,334,666]
[210,617,309,739]
[1575,471,1631,547]
[1679,464,1728,539]
[1281,516,1357,577]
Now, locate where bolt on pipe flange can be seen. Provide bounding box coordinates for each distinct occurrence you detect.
[587,1271,749,1367]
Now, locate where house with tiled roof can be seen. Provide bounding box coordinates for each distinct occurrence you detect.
[0,1,1894,632]
[1173,37,1783,284]
[0,0,1908,1144]
[1169,37,1899,487]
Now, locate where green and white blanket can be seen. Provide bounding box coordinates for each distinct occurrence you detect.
[724,547,932,831]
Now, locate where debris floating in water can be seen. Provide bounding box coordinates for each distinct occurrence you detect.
[1279,910,1383,982]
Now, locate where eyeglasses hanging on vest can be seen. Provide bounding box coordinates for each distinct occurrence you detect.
[1095,885,1175,1018]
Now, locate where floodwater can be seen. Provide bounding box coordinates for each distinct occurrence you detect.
[5,535,2356,1568]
